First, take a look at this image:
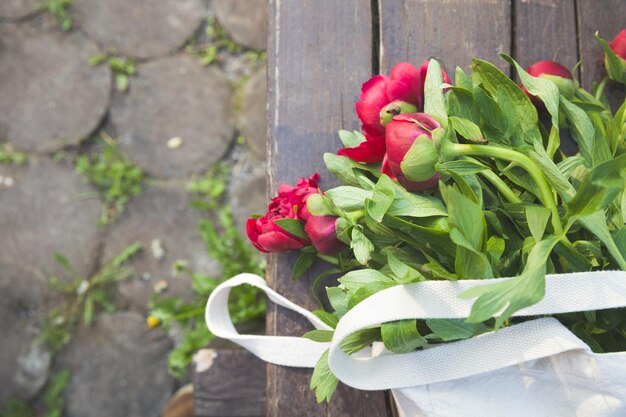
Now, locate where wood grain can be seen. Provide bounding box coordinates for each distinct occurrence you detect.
[266,0,389,416]
[513,0,578,70]
[379,0,512,74]
[194,349,266,417]
[577,0,626,108]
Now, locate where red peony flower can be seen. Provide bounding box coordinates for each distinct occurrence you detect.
[609,29,626,61]
[384,113,440,192]
[339,62,422,163]
[246,174,319,253]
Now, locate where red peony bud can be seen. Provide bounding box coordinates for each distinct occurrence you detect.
[384,113,440,192]
[609,29,626,61]
[419,60,452,92]
[304,215,344,255]
[246,174,319,253]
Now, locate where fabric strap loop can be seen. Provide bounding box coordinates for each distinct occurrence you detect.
[205,270,626,390]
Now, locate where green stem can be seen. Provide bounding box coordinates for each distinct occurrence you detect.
[479,170,522,204]
[170,308,206,321]
[447,143,563,234]
[317,253,339,265]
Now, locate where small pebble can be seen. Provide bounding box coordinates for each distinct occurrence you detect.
[151,239,165,259]
[3,176,14,187]
[166,137,183,149]
[141,272,152,281]
[153,279,168,294]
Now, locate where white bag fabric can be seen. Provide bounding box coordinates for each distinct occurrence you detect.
[205,271,626,417]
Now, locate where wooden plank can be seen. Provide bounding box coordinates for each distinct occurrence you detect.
[379,0,512,74]
[266,0,389,416]
[193,349,266,417]
[513,0,578,70]
[577,0,626,107]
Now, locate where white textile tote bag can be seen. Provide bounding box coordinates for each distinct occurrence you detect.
[205,271,626,417]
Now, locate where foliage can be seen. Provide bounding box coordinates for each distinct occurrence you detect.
[0,369,70,417]
[41,243,143,352]
[37,0,72,31]
[0,143,26,165]
[302,53,626,401]
[89,54,137,92]
[75,134,144,226]
[149,164,265,377]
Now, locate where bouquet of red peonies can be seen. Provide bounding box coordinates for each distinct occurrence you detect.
[207,30,626,416]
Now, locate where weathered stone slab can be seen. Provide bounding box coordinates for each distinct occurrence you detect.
[72,0,206,59]
[239,67,267,160]
[0,0,38,19]
[109,56,234,179]
[0,24,111,152]
[102,183,221,312]
[214,0,267,51]
[56,312,174,417]
[0,157,101,404]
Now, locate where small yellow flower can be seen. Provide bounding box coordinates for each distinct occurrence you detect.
[146,316,160,328]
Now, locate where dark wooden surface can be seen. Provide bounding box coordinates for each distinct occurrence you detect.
[260,1,626,416]
[194,349,266,417]
[266,0,390,416]
[379,0,511,73]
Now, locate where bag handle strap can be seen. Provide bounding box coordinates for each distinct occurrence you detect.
[205,271,626,389]
[205,273,331,368]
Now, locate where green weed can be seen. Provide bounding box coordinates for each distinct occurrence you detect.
[37,0,72,31]
[75,134,144,226]
[149,164,265,377]
[42,243,143,352]
[0,143,26,165]
[89,54,137,92]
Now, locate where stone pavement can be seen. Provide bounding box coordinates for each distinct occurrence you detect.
[0,0,268,415]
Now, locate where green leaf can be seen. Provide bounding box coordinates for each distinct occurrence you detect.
[306,193,335,216]
[502,54,561,129]
[338,269,395,294]
[116,73,129,92]
[525,205,551,242]
[400,135,439,182]
[560,97,595,167]
[313,309,339,329]
[567,153,626,219]
[366,174,395,222]
[274,218,308,240]
[348,281,397,309]
[470,58,540,145]
[381,320,426,353]
[83,296,94,326]
[437,158,487,176]
[461,236,560,326]
[325,186,372,211]
[387,253,423,284]
[327,287,349,316]
[426,319,489,341]
[449,116,484,142]
[387,186,447,218]
[338,130,366,148]
[310,350,339,403]
[303,329,334,343]
[339,327,381,355]
[323,153,359,186]
[444,186,484,250]
[596,31,626,84]
[350,227,375,265]
[292,251,316,280]
[423,59,447,123]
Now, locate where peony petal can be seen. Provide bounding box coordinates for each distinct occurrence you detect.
[338,135,386,163]
[257,231,306,252]
[246,218,268,252]
[356,75,390,132]
[387,62,423,108]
